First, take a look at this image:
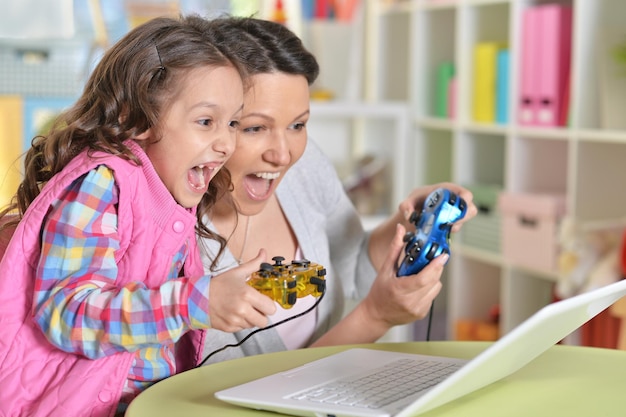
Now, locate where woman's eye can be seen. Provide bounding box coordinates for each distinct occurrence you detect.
[199,118,213,127]
[291,122,306,131]
[242,126,263,133]
[228,120,240,129]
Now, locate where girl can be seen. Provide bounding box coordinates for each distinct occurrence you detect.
[197,17,476,364]
[0,15,274,416]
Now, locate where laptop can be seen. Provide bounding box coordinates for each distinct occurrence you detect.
[215,278,626,417]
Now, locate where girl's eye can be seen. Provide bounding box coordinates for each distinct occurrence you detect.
[228,120,240,129]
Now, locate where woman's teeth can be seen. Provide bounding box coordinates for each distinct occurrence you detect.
[255,172,280,180]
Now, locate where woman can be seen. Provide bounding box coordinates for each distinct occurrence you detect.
[197,16,477,364]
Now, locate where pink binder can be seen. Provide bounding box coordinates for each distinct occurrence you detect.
[536,4,572,127]
[315,0,329,19]
[519,7,541,126]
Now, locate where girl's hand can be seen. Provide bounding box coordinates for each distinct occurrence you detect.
[208,249,277,332]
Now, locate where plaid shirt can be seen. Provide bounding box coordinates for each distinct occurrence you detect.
[32,165,209,408]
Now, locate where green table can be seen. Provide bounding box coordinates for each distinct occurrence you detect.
[126,341,626,416]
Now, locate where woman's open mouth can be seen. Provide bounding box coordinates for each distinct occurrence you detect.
[243,171,280,200]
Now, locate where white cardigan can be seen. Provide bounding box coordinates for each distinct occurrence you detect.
[198,138,377,364]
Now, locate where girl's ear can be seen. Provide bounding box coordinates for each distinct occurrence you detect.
[134,128,152,141]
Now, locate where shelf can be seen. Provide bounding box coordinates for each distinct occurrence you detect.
[577,129,626,144]
[308,101,412,215]
[460,122,509,135]
[416,116,456,131]
[420,1,457,11]
[311,100,410,117]
[455,244,503,267]
[512,126,572,141]
[378,0,413,15]
[368,0,625,343]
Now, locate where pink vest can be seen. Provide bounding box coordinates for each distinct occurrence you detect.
[0,141,206,416]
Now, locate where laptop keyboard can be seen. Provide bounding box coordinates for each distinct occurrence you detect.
[288,358,462,409]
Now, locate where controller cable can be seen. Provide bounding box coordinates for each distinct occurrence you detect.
[197,290,325,367]
[426,301,434,341]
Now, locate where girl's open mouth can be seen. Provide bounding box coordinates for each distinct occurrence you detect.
[188,164,212,191]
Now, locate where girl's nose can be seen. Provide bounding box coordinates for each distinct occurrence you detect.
[214,124,237,157]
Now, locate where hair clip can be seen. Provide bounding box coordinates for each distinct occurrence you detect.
[154,41,165,72]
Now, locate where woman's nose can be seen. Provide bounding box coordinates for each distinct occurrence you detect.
[264,135,290,166]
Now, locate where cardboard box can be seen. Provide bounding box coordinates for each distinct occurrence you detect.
[499,192,567,272]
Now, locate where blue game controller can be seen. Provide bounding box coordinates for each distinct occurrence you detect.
[397,188,467,277]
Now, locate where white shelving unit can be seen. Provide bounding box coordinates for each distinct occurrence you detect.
[308,101,412,216]
[307,100,415,342]
[364,0,626,339]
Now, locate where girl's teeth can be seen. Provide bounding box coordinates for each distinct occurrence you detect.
[194,166,205,188]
